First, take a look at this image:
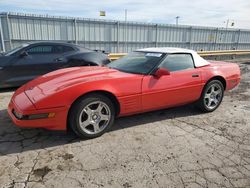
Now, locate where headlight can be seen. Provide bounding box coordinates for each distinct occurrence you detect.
[12,109,55,120]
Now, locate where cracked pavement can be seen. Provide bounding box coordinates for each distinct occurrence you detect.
[0,60,249,188]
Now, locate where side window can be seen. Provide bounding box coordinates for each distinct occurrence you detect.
[159,54,195,72]
[63,46,75,53]
[53,45,75,53]
[26,45,53,54]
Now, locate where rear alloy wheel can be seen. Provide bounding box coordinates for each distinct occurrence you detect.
[197,80,224,112]
[69,94,115,138]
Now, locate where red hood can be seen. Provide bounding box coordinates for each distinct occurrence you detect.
[24,66,131,103]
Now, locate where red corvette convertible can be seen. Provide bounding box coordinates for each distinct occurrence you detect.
[8,48,240,138]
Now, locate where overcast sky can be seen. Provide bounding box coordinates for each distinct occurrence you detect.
[1,0,250,29]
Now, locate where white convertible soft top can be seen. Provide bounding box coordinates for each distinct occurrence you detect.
[136,47,210,68]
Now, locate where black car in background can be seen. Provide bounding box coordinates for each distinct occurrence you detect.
[0,42,110,89]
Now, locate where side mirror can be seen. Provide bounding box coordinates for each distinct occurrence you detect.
[153,68,170,78]
[19,51,28,57]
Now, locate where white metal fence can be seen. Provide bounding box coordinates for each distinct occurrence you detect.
[1,12,250,53]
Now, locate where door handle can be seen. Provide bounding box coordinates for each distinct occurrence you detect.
[55,58,63,62]
[192,74,199,77]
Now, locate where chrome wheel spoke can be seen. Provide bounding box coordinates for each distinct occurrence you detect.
[96,103,104,113]
[84,106,92,115]
[205,93,210,99]
[214,89,221,95]
[80,119,90,128]
[210,86,215,93]
[92,122,100,132]
[213,98,219,105]
[100,114,109,121]
[207,98,212,107]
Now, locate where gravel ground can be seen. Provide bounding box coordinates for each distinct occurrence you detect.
[0,60,249,188]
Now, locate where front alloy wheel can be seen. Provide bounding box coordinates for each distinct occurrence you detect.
[79,101,111,135]
[69,94,115,138]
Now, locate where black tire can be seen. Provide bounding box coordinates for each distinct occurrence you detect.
[196,80,224,112]
[69,94,115,139]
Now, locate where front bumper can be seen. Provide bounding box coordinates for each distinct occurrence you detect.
[8,92,68,131]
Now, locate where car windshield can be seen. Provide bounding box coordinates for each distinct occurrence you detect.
[5,43,29,56]
[107,51,165,74]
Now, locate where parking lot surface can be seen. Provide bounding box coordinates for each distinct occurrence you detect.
[0,60,249,188]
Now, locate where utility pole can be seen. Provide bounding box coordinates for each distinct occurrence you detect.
[125,9,128,52]
[0,15,5,52]
[176,16,180,26]
[125,9,127,23]
[226,19,229,29]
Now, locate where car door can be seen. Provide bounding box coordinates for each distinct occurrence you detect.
[23,44,71,75]
[4,44,73,87]
[0,55,17,88]
[49,44,75,70]
[142,53,203,112]
[4,45,56,87]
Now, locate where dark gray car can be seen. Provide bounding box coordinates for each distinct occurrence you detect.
[0,42,110,89]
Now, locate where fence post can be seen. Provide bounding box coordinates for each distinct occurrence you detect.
[74,19,77,44]
[117,21,120,53]
[155,24,158,47]
[189,26,192,49]
[0,15,5,52]
[236,29,241,50]
[6,13,12,49]
[214,28,219,50]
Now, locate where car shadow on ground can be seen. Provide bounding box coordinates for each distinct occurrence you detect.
[0,104,202,155]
